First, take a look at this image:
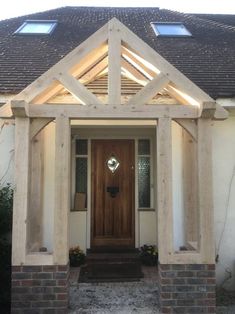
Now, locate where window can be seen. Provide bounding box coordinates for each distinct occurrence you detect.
[138,139,151,208]
[14,20,57,35]
[74,139,88,211]
[151,22,192,37]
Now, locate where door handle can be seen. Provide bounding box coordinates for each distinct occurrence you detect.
[107,186,119,198]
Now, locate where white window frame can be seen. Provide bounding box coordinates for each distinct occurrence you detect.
[151,22,192,37]
[14,20,58,35]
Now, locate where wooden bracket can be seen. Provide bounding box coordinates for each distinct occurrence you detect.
[11,100,28,117]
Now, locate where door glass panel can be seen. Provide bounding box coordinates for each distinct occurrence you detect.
[138,139,150,155]
[76,157,87,196]
[76,139,88,155]
[138,157,150,208]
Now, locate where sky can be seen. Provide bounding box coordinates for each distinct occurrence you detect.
[0,0,235,21]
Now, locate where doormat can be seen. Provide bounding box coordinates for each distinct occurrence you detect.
[78,262,143,283]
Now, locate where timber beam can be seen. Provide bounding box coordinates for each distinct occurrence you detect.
[27,104,199,119]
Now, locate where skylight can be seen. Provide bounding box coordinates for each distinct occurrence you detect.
[151,22,192,37]
[15,20,57,35]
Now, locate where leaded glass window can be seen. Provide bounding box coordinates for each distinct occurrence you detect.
[138,139,151,208]
[76,139,88,155]
[74,139,88,210]
[76,158,87,194]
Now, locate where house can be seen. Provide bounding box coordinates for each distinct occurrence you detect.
[0,6,235,313]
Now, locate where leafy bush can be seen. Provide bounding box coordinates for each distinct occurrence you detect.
[139,244,158,266]
[0,184,13,312]
[69,246,86,267]
[0,184,13,236]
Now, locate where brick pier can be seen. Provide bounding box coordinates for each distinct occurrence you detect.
[159,263,216,314]
[11,264,69,313]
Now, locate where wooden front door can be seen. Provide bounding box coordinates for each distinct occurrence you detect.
[91,139,135,248]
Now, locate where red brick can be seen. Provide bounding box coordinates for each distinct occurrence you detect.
[207,292,216,298]
[197,298,216,306]
[208,306,216,313]
[57,265,69,271]
[43,265,57,272]
[207,264,215,270]
[57,279,67,286]
[160,264,171,271]
[160,277,172,284]
[207,278,216,284]
[57,293,68,300]
[161,307,172,313]
[12,280,21,286]
[160,292,171,299]
[12,266,22,272]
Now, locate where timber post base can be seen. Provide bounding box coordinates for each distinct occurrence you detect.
[11,264,69,313]
[159,263,216,314]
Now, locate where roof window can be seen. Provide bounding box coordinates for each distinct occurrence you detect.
[151,22,192,37]
[15,20,57,35]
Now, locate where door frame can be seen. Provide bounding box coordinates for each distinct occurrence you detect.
[71,127,155,250]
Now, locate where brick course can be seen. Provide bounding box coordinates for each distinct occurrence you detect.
[159,263,216,314]
[11,264,69,313]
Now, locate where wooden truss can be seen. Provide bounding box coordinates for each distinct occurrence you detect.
[0,18,227,120]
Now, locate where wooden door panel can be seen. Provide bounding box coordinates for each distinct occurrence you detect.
[91,139,135,248]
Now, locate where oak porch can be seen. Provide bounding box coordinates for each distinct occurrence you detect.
[0,18,227,313]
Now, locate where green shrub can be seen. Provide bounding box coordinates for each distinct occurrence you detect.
[139,244,158,266]
[0,184,13,312]
[69,246,86,267]
[0,184,13,236]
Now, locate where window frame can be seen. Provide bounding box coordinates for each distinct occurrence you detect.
[137,138,154,210]
[151,22,192,37]
[14,20,58,35]
[72,138,88,211]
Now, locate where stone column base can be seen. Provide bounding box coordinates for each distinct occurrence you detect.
[11,264,69,313]
[159,263,216,314]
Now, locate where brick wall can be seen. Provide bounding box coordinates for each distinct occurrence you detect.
[11,264,69,314]
[159,263,216,314]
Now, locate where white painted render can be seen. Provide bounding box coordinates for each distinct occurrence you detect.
[212,115,235,290]
[0,102,235,288]
[0,119,14,186]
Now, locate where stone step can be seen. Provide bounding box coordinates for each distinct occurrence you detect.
[79,261,143,283]
[86,252,140,263]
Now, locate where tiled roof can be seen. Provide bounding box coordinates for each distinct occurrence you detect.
[195,14,235,27]
[0,6,235,98]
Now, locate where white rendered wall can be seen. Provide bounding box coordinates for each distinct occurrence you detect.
[0,119,14,186]
[139,211,157,247]
[212,115,235,290]
[69,212,87,252]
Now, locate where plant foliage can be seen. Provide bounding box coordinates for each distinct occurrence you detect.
[69,246,86,267]
[0,184,13,312]
[139,244,158,266]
